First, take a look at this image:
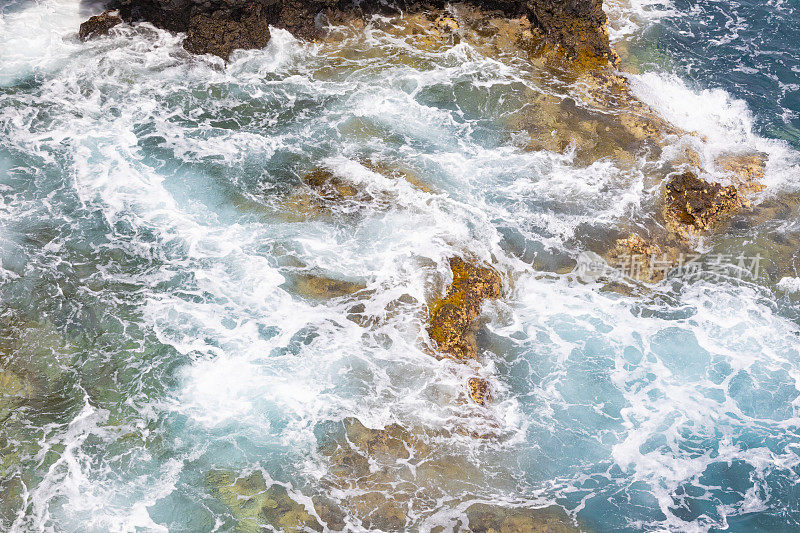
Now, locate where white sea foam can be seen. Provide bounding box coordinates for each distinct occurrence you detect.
[2,2,800,531]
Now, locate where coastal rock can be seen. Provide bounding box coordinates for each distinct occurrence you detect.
[717,153,767,195]
[291,273,366,299]
[605,234,683,284]
[185,4,271,60]
[316,417,519,527]
[663,171,749,237]
[78,10,122,40]
[468,376,492,406]
[526,0,615,64]
[427,257,502,361]
[112,0,279,58]
[94,0,615,62]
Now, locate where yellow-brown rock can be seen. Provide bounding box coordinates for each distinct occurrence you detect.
[427,258,502,362]
[717,153,767,195]
[468,377,492,406]
[605,234,686,283]
[292,274,366,299]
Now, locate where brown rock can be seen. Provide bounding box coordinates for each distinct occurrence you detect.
[466,502,578,532]
[185,5,271,60]
[663,171,748,237]
[526,0,616,65]
[292,274,366,299]
[78,10,122,41]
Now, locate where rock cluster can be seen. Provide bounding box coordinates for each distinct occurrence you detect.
[88,0,614,62]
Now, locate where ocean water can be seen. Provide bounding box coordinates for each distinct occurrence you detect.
[1,0,800,532]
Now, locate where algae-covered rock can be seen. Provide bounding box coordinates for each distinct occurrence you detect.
[316,416,517,528]
[207,470,322,532]
[663,171,750,237]
[427,258,502,361]
[466,502,578,532]
[78,10,122,41]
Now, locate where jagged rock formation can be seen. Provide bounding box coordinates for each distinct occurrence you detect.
[664,171,751,237]
[427,258,502,406]
[526,0,617,63]
[92,0,614,62]
[427,257,502,362]
[78,9,122,40]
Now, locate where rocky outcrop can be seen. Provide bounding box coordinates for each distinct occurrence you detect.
[427,257,502,406]
[664,171,750,237]
[78,10,122,40]
[427,257,502,362]
[526,0,617,64]
[184,4,271,59]
[91,0,614,62]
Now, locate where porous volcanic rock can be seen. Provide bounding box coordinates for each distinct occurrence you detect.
[664,171,749,237]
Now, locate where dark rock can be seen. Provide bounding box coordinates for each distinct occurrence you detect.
[78,10,122,41]
[94,0,614,62]
[185,4,271,60]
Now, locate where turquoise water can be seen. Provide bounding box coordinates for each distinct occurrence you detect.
[2,0,800,531]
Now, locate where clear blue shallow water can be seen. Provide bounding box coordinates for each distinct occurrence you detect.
[1,1,800,531]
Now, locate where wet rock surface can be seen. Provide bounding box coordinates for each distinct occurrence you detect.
[467,376,492,406]
[207,470,323,532]
[184,4,271,60]
[427,257,502,362]
[526,0,615,63]
[91,0,614,61]
[466,502,578,532]
[78,9,122,40]
[664,171,750,237]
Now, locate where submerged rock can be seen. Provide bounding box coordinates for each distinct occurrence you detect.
[605,234,683,284]
[466,502,578,532]
[427,258,502,362]
[290,273,366,299]
[78,9,122,40]
[316,417,519,528]
[207,470,323,532]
